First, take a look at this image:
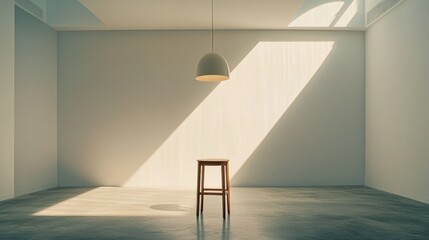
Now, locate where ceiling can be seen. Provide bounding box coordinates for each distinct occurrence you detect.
[80,0,304,30]
[19,0,370,31]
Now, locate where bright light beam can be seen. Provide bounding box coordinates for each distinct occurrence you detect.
[34,41,334,217]
[125,41,334,188]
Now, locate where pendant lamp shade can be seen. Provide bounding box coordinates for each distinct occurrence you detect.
[196,52,230,81]
[195,0,230,82]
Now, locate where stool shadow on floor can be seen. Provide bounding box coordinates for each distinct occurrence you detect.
[150,204,191,212]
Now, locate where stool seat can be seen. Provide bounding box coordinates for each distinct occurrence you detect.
[197,159,229,165]
[196,159,231,219]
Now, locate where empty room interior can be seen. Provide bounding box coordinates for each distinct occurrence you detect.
[1,0,428,239]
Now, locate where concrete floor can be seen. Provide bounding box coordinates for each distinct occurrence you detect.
[0,187,428,240]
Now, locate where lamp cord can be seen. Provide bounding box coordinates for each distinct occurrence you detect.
[211,0,214,52]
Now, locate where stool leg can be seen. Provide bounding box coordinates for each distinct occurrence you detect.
[226,162,231,215]
[201,165,205,213]
[196,163,201,217]
[221,163,226,219]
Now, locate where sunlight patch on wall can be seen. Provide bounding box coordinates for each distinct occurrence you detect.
[335,0,359,27]
[289,0,360,27]
[124,41,334,188]
[289,2,344,27]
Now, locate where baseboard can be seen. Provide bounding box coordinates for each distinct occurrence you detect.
[14,183,57,197]
[366,185,429,205]
[0,193,14,202]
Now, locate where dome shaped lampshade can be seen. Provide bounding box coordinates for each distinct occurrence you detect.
[196,52,230,82]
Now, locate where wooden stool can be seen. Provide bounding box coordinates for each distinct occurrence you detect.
[196,159,230,219]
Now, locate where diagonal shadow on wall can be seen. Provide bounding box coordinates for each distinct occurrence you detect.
[231,37,365,186]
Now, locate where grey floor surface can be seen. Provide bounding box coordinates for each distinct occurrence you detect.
[0,187,428,240]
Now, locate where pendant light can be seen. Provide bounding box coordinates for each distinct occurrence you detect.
[196,0,230,82]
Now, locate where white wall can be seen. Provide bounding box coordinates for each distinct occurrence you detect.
[58,30,365,188]
[14,7,58,197]
[0,0,15,201]
[366,0,429,203]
